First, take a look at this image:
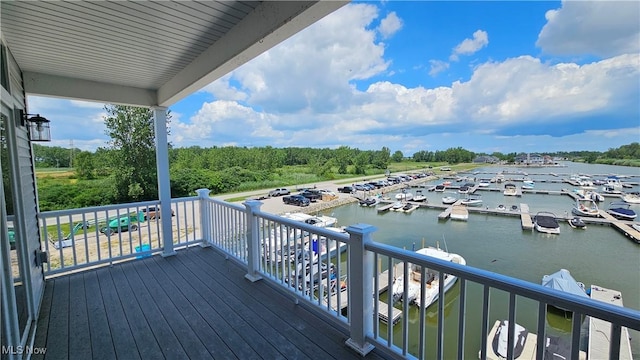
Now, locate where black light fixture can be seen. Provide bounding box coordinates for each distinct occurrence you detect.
[21,111,51,142]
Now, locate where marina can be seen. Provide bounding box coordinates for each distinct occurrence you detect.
[320,162,639,357]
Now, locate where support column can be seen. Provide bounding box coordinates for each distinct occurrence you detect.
[243,200,263,282]
[196,188,211,247]
[345,223,377,356]
[152,107,175,257]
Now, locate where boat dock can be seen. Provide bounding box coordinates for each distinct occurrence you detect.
[450,204,468,221]
[323,272,402,325]
[597,210,640,243]
[588,285,633,360]
[520,203,534,230]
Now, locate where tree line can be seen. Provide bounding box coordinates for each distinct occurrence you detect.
[26,105,639,210]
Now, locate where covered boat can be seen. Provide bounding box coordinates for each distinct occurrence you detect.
[534,211,560,234]
[541,269,588,299]
[606,201,637,221]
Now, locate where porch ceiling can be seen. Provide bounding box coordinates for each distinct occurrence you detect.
[0,1,347,107]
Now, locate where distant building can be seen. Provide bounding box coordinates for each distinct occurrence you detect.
[515,153,554,165]
[473,155,499,163]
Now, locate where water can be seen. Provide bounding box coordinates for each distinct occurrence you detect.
[320,162,640,358]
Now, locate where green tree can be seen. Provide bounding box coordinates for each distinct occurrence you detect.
[103,105,170,202]
[391,150,404,162]
[74,151,95,179]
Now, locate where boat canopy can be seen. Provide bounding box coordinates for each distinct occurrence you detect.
[541,269,588,298]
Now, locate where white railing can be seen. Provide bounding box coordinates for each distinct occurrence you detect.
[39,196,201,275]
[38,193,640,359]
[201,196,640,360]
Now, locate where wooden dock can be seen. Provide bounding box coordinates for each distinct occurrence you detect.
[520,203,534,230]
[588,285,633,360]
[377,301,402,325]
[598,210,640,243]
[377,203,395,212]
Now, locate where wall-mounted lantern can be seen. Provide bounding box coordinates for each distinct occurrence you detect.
[21,111,51,142]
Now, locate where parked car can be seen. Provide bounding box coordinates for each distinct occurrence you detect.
[141,207,175,220]
[337,186,354,193]
[299,189,322,202]
[282,195,310,207]
[268,188,290,197]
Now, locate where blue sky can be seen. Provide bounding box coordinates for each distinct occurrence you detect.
[29,1,640,155]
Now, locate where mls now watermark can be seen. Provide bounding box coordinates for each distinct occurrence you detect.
[2,346,46,355]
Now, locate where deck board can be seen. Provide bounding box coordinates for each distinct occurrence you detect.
[34,246,384,359]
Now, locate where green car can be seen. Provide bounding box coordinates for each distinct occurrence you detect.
[8,228,15,250]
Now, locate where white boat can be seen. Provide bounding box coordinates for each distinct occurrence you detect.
[460,194,482,207]
[458,185,470,194]
[534,211,560,234]
[606,202,637,221]
[522,180,535,189]
[605,176,623,189]
[282,212,338,227]
[442,195,457,205]
[602,185,623,195]
[391,201,404,210]
[434,184,446,192]
[571,198,599,217]
[622,192,640,204]
[496,204,507,211]
[413,190,427,202]
[391,246,466,308]
[478,180,491,187]
[503,183,518,196]
[573,188,604,202]
[395,190,414,201]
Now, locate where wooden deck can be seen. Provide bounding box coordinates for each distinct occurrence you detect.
[32,247,387,360]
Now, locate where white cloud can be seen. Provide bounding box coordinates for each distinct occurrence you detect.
[450,30,489,62]
[428,60,450,77]
[378,12,403,39]
[537,1,640,57]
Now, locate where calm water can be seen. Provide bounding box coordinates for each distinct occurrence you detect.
[320,162,640,358]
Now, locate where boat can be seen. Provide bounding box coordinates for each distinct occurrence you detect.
[458,185,470,194]
[496,204,507,211]
[391,245,466,308]
[434,184,446,192]
[573,188,604,202]
[606,201,637,221]
[482,320,583,360]
[605,176,623,189]
[460,194,482,207]
[510,205,519,211]
[534,211,560,234]
[282,212,338,227]
[402,203,416,212]
[442,195,457,205]
[359,196,379,207]
[571,198,599,217]
[391,201,404,210]
[503,183,518,196]
[568,217,586,229]
[541,269,588,316]
[395,190,414,201]
[478,179,491,187]
[622,192,640,204]
[413,190,427,202]
[521,180,534,189]
[601,185,622,195]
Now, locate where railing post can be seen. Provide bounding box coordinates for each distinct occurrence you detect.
[345,223,377,356]
[196,188,211,247]
[243,200,263,282]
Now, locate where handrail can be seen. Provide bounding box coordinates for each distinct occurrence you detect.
[369,241,640,329]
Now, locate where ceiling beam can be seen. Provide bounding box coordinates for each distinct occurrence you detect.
[23,71,157,107]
